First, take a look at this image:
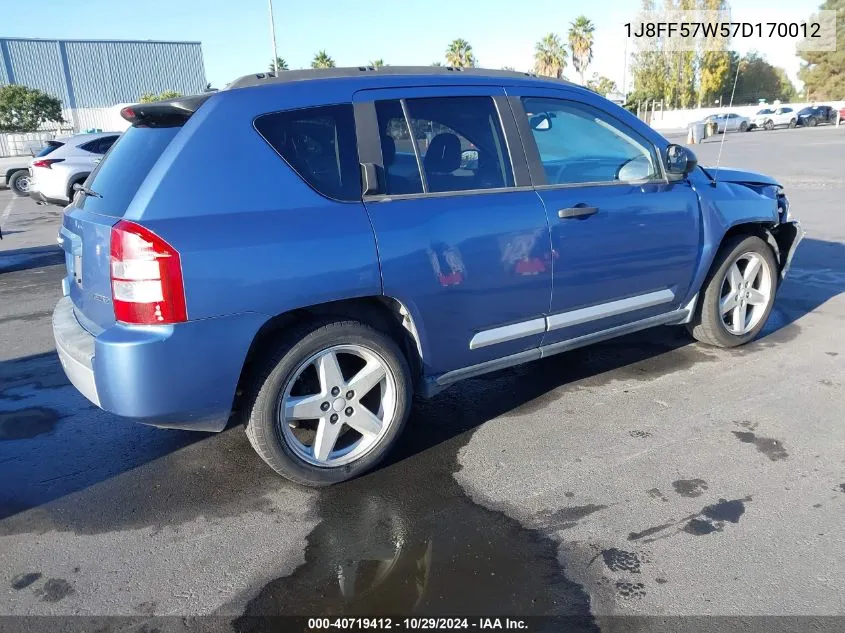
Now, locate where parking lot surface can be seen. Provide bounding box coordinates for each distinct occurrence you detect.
[0,127,843,625]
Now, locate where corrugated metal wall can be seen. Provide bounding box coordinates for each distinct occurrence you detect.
[0,38,207,109]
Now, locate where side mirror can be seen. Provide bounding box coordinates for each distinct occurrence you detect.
[665,144,697,177]
[529,113,552,131]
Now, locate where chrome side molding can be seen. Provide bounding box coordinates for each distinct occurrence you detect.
[545,288,675,332]
[469,288,677,350]
[469,318,546,350]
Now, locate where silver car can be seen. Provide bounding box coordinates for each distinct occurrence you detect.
[28,132,120,206]
[703,112,751,133]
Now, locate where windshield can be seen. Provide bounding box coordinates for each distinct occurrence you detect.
[35,141,64,157]
[78,125,180,216]
[757,109,773,115]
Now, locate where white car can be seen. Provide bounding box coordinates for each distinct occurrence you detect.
[753,107,797,131]
[703,112,751,133]
[28,132,120,205]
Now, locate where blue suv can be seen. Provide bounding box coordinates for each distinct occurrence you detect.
[53,67,802,485]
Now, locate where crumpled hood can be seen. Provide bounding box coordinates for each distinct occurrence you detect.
[700,166,781,187]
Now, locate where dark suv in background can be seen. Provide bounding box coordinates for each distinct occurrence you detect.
[797,105,837,127]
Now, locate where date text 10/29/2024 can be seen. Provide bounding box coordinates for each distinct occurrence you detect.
[307,617,528,630]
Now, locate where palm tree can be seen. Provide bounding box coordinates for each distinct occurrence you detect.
[533,33,567,79]
[369,59,385,68]
[445,39,475,68]
[311,51,336,69]
[568,16,595,85]
[268,57,288,72]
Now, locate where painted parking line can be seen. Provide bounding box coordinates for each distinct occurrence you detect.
[1,195,16,224]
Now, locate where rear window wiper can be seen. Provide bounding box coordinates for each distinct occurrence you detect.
[73,183,102,199]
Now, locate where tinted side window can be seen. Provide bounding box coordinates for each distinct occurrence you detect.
[374,96,514,195]
[97,136,119,154]
[522,97,659,185]
[375,100,424,195]
[255,104,360,202]
[405,96,514,193]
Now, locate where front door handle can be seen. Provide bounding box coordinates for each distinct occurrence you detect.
[558,206,598,219]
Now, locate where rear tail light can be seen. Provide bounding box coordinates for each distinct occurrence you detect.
[110,220,187,324]
[32,158,64,169]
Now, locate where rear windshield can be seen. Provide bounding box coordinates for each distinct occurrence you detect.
[36,141,63,157]
[79,126,179,216]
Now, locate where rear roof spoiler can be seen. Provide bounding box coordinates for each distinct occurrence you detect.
[120,94,212,127]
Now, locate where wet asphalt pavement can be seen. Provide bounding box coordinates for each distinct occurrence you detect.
[0,127,844,628]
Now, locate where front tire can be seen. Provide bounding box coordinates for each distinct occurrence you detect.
[764,119,774,131]
[789,118,797,129]
[808,116,818,127]
[8,170,31,196]
[740,121,748,132]
[243,319,412,486]
[687,235,778,348]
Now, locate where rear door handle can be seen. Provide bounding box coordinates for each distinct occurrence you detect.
[558,206,598,219]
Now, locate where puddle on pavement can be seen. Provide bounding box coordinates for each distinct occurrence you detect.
[0,407,62,440]
[235,393,599,626]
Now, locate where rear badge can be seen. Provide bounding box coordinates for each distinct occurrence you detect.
[93,294,111,304]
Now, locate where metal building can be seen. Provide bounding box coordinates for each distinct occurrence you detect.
[0,37,207,131]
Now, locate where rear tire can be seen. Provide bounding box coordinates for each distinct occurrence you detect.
[687,235,778,348]
[243,319,412,486]
[8,170,30,197]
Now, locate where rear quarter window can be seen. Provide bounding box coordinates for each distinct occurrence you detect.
[254,104,361,202]
[79,126,180,217]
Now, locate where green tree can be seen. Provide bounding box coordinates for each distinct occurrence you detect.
[431,61,443,66]
[0,84,64,132]
[369,59,386,68]
[268,57,289,72]
[629,0,666,105]
[311,51,336,69]
[568,16,595,84]
[534,33,567,79]
[797,0,845,100]
[734,52,795,103]
[776,68,798,102]
[697,0,732,106]
[586,73,618,96]
[501,66,517,71]
[446,39,475,67]
[139,90,181,103]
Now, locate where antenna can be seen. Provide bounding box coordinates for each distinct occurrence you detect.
[713,59,741,186]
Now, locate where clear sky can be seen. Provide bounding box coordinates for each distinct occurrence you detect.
[2,0,821,92]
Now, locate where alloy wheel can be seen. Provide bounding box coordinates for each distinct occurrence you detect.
[278,344,397,467]
[718,252,773,336]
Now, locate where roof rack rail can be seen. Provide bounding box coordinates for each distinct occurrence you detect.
[226,66,564,90]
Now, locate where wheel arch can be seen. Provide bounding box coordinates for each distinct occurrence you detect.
[235,296,426,411]
[718,221,781,265]
[66,172,90,199]
[5,167,27,183]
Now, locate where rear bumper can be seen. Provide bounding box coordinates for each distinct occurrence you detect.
[52,296,268,432]
[53,296,100,407]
